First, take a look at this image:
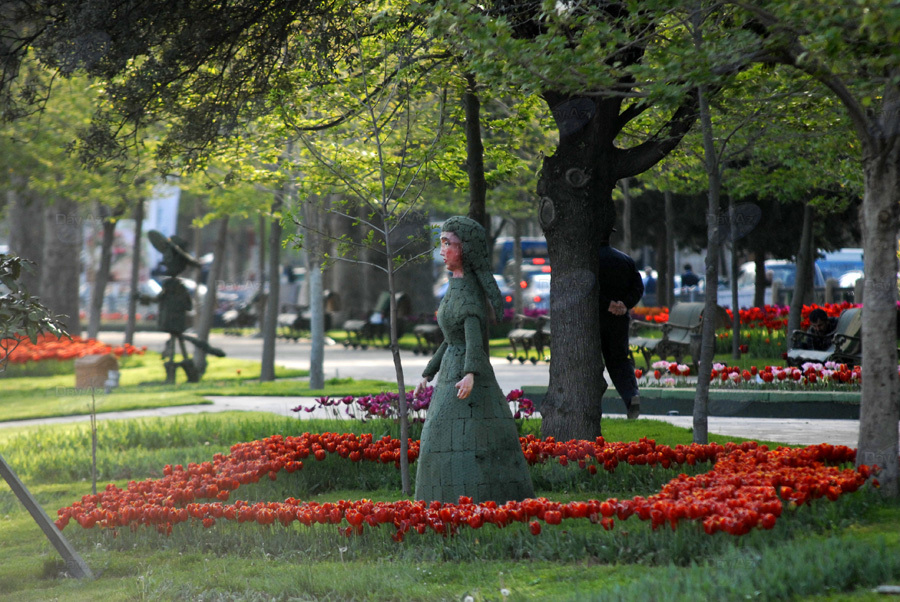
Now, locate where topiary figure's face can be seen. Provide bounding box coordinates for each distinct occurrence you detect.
[440,231,463,275]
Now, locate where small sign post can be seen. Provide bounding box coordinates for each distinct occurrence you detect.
[0,453,93,579]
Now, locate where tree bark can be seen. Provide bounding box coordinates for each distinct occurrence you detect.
[786,203,814,343]
[753,241,767,309]
[7,179,44,294]
[41,197,81,335]
[692,80,721,446]
[257,214,267,335]
[304,198,326,390]
[535,94,616,441]
[194,217,229,376]
[536,89,695,441]
[664,189,675,308]
[728,198,740,359]
[621,179,633,258]
[856,135,900,497]
[260,200,283,382]
[512,218,524,315]
[125,199,144,346]
[87,214,117,339]
[464,73,488,230]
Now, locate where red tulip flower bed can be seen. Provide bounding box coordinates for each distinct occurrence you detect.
[55,433,874,540]
[2,332,145,365]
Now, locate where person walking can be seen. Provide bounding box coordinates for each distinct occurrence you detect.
[598,229,645,419]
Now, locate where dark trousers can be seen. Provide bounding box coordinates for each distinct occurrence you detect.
[600,315,639,405]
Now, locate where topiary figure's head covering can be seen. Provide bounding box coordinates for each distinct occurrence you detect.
[441,216,503,322]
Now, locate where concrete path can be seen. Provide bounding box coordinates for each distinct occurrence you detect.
[0,330,873,448]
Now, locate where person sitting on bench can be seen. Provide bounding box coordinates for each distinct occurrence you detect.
[797,308,838,351]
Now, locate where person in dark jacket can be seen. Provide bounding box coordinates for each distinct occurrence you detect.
[598,230,645,419]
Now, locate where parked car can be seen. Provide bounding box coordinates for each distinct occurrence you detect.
[502,258,552,290]
[719,260,826,309]
[816,248,864,282]
[523,273,551,311]
[434,274,514,310]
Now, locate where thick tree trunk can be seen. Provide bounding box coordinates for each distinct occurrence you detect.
[194,217,229,377]
[536,96,616,441]
[41,198,81,335]
[856,145,900,497]
[786,203,814,343]
[87,216,117,339]
[125,200,144,346]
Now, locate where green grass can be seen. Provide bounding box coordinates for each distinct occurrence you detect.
[0,352,397,423]
[1,412,898,600]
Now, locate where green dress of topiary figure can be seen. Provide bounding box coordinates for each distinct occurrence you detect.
[414,216,534,504]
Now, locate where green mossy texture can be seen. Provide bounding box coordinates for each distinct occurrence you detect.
[415,264,534,504]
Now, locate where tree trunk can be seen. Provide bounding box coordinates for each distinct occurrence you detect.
[692,77,721,446]
[656,217,669,308]
[753,242,767,309]
[261,201,283,382]
[87,216,117,339]
[856,137,900,497]
[786,203,814,343]
[125,199,144,346]
[257,214,267,335]
[304,199,326,390]
[621,179,633,258]
[728,198,740,359]
[41,197,82,335]
[194,217,229,376]
[664,189,675,308]
[536,95,616,441]
[7,179,44,294]
[464,73,488,230]
[381,214,411,495]
[512,219,524,315]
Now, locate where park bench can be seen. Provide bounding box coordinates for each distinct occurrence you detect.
[222,291,264,335]
[412,323,443,355]
[276,291,340,342]
[341,319,386,349]
[629,302,730,372]
[786,307,862,367]
[507,314,551,364]
[341,291,411,350]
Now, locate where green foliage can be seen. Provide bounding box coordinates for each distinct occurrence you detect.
[0,254,69,372]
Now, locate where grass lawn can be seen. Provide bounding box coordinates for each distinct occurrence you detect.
[0,353,396,423]
[0,409,898,601]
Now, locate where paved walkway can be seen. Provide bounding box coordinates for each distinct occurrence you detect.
[0,393,865,448]
[0,330,874,448]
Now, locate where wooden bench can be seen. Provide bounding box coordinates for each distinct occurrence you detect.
[341,319,387,349]
[507,314,551,364]
[412,323,443,355]
[786,307,862,367]
[629,302,730,371]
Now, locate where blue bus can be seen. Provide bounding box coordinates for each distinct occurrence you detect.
[492,237,549,274]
